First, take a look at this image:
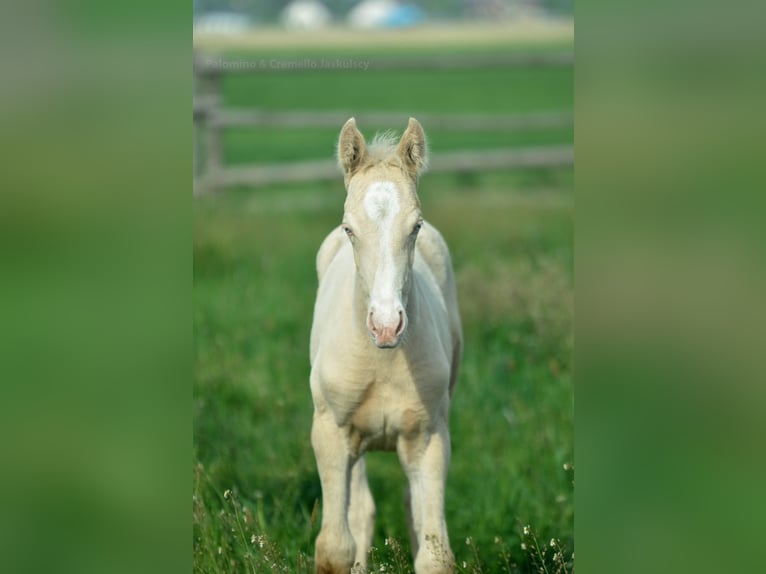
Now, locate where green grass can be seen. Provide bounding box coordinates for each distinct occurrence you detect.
[222,67,573,113]
[194,37,572,573]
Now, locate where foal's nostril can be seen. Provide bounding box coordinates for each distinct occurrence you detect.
[395,310,405,336]
[368,312,377,334]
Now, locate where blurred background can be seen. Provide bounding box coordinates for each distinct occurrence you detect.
[193,2,573,572]
[193,0,573,32]
[4,2,765,574]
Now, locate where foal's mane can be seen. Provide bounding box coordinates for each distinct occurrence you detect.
[365,131,399,164]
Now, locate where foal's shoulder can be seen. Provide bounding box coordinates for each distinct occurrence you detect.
[316,225,347,282]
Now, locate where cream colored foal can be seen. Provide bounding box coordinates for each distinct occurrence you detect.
[310,118,462,574]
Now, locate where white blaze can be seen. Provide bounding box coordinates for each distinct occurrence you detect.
[363,181,401,322]
[363,180,400,223]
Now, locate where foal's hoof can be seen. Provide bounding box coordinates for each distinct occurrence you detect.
[315,561,351,574]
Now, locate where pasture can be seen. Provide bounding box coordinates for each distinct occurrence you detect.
[194,27,573,573]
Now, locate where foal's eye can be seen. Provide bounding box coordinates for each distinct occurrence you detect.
[342,225,353,238]
[412,221,423,235]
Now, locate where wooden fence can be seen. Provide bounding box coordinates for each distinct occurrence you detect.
[193,52,573,195]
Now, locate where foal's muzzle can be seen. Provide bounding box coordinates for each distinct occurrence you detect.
[367,305,406,348]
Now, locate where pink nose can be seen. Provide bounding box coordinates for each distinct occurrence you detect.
[368,309,406,348]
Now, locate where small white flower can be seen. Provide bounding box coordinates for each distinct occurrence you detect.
[217,546,222,555]
[251,534,256,544]
[462,562,467,568]
[523,525,530,535]
[494,536,501,544]
[223,489,231,499]
[521,542,527,550]
[465,536,472,545]
[550,538,556,548]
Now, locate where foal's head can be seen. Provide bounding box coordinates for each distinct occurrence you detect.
[337,117,428,349]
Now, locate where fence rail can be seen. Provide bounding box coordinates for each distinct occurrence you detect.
[193,52,574,194]
[197,108,573,132]
[209,146,573,188]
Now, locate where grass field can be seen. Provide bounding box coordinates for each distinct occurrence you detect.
[194,26,573,573]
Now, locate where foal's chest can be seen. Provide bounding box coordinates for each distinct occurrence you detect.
[319,353,447,456]
[348,379,431,455]
[317,324,450,454]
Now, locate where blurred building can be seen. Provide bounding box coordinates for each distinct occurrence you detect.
[282,1,333,30]
[192,0,572,26]
[347,0,426,28]
[348,0,398,28]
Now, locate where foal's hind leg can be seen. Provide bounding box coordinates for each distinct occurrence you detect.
[348,456,375,570]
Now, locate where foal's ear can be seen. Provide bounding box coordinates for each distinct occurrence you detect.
[337,118,368,177]
[396,117,428,179]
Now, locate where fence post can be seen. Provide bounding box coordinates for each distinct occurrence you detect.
[206,72,223,193]
[193,97,201,196]
[195,55,223,194]
[193,54,201,195]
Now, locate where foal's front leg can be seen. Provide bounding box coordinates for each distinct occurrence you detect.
[348,456,375,570]
[312,411,356,574]
[398,422,454,574]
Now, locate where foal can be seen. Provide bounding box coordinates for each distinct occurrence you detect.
[309,118,462,574]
